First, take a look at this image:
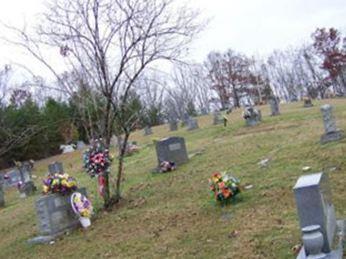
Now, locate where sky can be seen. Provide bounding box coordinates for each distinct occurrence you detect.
[0,0,345,78]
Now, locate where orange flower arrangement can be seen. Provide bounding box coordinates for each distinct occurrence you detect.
[209,171,242,205]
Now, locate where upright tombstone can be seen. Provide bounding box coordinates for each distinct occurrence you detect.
[169,120,178,131]
[17,165,36,197]
[33,188,87,241]
[269,96,280,116]
[320,104,344,144]
[48,162,64,175]
[201,108,208,115]
[187,118,199,131]
[155,137,188,166]
[0,182,4,208]
[243,106,261,126]
[213,111,223,125]
[303,97,313,108]
[182,113,190,126]
[293,172,344,258]
[76,141,86,150]
[143,126,153,136]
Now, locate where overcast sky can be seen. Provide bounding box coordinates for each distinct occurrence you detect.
[0,0,345,76]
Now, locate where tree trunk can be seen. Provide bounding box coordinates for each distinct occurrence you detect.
[114,132,129,201]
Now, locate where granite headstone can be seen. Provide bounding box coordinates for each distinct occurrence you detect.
[269,96,280,116]
[213,111,223,125]
[155,137,188,166]
[320,104,344,144]
[187,118,199,131]
[48,162,64,175]
[293,172,342,257]
[143,126,153,136]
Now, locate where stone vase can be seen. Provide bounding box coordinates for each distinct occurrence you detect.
[302,225,325,257]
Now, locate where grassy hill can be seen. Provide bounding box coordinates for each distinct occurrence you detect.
[1,99,346,259]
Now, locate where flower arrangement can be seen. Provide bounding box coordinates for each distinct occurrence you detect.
[83,138,112,177]
[42,173,78,195]
[71,192,93,218]
[209,172,242,205]
[159,161,176,173]
[242,106,258,119]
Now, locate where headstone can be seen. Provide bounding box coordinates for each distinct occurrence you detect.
[34,188,87,237]
[4,169,22,187]
[269,96,280,116]
[213,111,223,125]
[293,172,345,258]
[48,162,64,175]
[143,126,153,136]
[201,108,208,115]
[320,104,344,144]
[76,141,86,150]
[243,106,261,126]
[169,120,178,131]
[0,182,4,207]
[17,165,36,196]
[182,113,190,126]
[303,98,313,108]
[155,137,188,166]
[187,118,199,131]
[60,144,75,153]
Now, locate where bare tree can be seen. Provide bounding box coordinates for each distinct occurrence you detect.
[3,0,203,207]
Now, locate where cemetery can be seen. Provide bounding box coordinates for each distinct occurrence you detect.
[0,100,346,258]
[1,1,346,258]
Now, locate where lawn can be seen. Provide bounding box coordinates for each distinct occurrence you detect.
[1,99,346,259]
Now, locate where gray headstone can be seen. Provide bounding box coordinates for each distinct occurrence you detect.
[143,126,153,136]
[244,107,261,126]
[269,96,280,116]
[213,111,223,125]
[48,162,64,175]
[320,104,344,144]
[76,141,86,150]
[169,120,178,131]
[155,137,188,166]
[4,169,21,187]
[0,183,4,207]
[187,118,199,131]
[304,98,313,108]
[35,188,87,236]
[293,172,336,253]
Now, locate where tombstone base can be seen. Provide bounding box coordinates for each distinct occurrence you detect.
[320,130,344,144]
[245,118,260,127]
[297,219,345,259]
[19,181,37,196]
[304,104,313,108]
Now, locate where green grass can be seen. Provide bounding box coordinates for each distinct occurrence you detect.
[1,99,346,258]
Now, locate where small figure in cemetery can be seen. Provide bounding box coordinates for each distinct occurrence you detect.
[293,172,345,258]
[143,126,153,136]
[320,104,344,144]
[83,138,112,198]
[303,96,313,108]
[242,106,261,126]
[209,171,242,206]
[268,95,280,116]
[159,161,176,173]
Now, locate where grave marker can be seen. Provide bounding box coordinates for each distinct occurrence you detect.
[269,96,280,116]
[320,104,344,144]
[187,118,199,131]
[143,126,153,136]
[155,137,188,166]
[294,172,344,258]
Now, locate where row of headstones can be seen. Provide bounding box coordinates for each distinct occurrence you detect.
[143,118,199,136]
